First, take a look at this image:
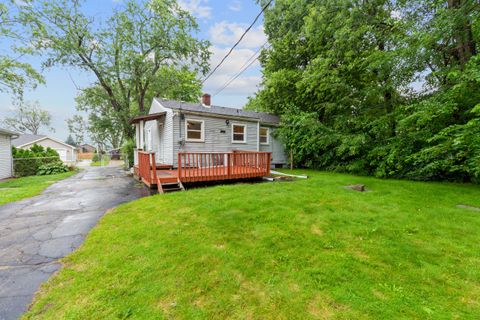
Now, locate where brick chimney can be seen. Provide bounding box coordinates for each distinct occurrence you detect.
[201,93,211,107]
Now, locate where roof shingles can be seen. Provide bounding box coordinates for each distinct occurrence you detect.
[155,98,280,125]
[11,134,46,147]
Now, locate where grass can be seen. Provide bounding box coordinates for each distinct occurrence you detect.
[24,170,480,319]
[90,156,110,166]
[0,172,76,206]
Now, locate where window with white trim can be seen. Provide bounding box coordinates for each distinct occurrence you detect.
[185,119,205,142]
[232,123,247,143]
[259,127,269,145]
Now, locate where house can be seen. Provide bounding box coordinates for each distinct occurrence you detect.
[77,143,96,153]
[107,148,121,160]
[0,128,18,180]
[130,94,286,168]
[129,94,286,192]
[12,134,77,164]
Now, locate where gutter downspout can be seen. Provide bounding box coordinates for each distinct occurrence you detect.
[9,135,17,177]
[256,121,260,152]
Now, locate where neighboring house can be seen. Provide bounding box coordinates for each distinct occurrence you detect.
[12,134,77,163]
[77,143,96,153]
[0,128,18,180]
[130,94,286,168]
[108,148,121,160]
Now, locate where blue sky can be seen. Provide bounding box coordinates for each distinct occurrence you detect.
[0,0,266,141]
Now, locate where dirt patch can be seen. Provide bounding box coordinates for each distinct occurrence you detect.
[308,294,347,319]
[311,224,324,236]
[457,204,480,212]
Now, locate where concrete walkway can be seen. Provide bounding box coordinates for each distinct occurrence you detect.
[0,166,149,320]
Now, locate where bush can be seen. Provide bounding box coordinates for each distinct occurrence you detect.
[37,163,69,175]
[92,153,100,162]
[12,144,63,177]
[122,139,135,168]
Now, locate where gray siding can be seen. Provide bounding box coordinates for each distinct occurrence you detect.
[146,101,286,167]
[259,126,287,165]
[0,134,13,179]
[172,114,259,166]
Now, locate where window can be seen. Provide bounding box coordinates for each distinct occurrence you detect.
[185,119,204,142]
[232,124,247,143]
[259,127,269,145]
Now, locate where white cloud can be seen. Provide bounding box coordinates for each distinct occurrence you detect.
[203,46,262,96]
[228,0,242,12]
[209,21,266,49]
[178,0,212,19]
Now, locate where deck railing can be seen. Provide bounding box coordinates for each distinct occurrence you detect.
[178,151,271,183]
[137,151,156,186]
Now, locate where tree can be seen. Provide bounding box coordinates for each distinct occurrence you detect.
[65,135,76,147]
[2,101,54,134]
[66,115,87,146]
[0,0,43,97]
[249,0,480,182]
[249,0,413,171]
[22,0,210,138]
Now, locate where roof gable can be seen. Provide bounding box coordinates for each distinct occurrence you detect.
[13,134,75,149]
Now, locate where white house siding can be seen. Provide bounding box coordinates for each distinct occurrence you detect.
[19,139,76,163]
[259,126,287,166]
[0,134,13,179]
[144,99,174,164]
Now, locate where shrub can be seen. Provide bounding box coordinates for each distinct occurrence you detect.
[122,139,135,168]
[37,163,69,175]
[12,145,62,177]
[92,153,100,162]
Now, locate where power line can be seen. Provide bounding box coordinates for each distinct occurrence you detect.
[201,0,273,84]
[212,49,267,97]
[212,41,268,96]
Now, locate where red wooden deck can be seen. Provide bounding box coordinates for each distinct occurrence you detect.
[136,151,271,189]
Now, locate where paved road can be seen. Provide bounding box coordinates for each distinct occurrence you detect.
[0,166,149,320]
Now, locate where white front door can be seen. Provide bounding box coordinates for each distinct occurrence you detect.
[55,149,67,161]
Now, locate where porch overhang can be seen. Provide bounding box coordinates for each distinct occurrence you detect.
[128,112,166,125]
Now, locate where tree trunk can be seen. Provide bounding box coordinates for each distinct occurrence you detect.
[448,0,477,66]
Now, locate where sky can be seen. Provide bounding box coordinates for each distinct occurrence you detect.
[0,0,266,141]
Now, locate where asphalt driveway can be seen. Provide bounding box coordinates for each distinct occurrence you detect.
[0,166,149,320]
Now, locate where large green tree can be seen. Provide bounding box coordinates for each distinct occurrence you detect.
[0,0,43,97]
[249,0,480,182]
[22,0,209,138]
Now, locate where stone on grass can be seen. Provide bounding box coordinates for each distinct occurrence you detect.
[345,184,366,192]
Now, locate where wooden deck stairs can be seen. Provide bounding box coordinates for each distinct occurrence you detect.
[136,150,272,194]
[157,174,185,194]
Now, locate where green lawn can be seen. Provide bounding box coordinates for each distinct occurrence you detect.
[90,156,110,166]
[0,172,76,206]
[24,170,480,319]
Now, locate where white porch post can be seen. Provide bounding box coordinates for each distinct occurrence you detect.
[135,123,140,148]
[133,123,139,166]
[139,120,145,150]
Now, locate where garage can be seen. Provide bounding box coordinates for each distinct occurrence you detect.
[12,134,77,164]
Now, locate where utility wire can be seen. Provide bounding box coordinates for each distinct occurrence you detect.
[212,49,268,97]
[201,0,273,84]
[212,41,268,96]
